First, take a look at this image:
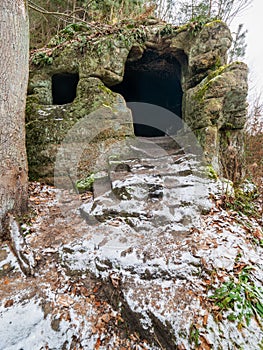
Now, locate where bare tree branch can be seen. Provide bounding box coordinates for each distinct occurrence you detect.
[28,0,102,31]
[28,1,86,23]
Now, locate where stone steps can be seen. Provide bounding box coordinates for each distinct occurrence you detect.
[84,136,211,233]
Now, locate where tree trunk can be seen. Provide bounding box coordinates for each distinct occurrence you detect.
[0,1,29,237]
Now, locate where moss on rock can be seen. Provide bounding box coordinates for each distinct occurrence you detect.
[26,20,248,183]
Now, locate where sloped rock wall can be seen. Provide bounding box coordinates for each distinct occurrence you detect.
[26,19,248,182]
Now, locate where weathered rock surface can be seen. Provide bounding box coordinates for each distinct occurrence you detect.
[61,216,263,350]
[0,154,263,349]
[0,184,155,350]
[184,61,248,178]
[57,137,262,349]
[26,19,248,182]
[80,136,211,230]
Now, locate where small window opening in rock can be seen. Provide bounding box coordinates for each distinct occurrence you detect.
[52,73,79,105]
[111,51,183,137]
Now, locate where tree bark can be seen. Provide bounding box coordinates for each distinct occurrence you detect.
[0,1,29,236]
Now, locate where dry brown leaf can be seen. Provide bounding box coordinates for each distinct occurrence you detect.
[212,305,220,311]
[57,294,74,307]
[253,228,263,239]
[94,300,101,307]
[109,221,120,227]
[4,299,14,308]
[101,313,111,323]
[203,279,211,285]
[198,335,212,350]
[91,326,97,334]
[79,286,90,297]
[96,318,105,329]
[203,312,209,327]
[61,310,71,322]
[95,337,101,349]
[3,277,10,285]
[234,263,247,273]
[177,344,186,350]
[93,285,100,294]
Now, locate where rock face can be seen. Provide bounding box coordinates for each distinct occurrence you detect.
[47,139,263,349]
[1,143,263,349]
[26,20,248,182]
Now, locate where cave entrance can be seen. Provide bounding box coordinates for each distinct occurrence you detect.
[111,50,183,137]
[52,73,79,105]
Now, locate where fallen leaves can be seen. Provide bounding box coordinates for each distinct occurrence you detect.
[198,335,212,350]
[233,262,248,274]
[94,337,101,349]
[4,299,14,308]
[3,277,10,285]
[203,312,209,327]
[1,180,262,349]
[253,227,263,240]
[56,294,74,307]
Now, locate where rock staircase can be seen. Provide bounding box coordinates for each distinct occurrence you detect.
[81,135,211,234]
[62,135,215,349]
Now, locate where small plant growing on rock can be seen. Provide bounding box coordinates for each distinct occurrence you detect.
[225,182,259,217]
[206,164,218,180]
[189,323,200,347]
[187,15,210,36]
[75,173,95,193]
[209,266,263,329]
[31,51,53,66]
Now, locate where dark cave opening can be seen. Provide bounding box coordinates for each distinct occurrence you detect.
[111,50,183,137]
[52,73,79,105]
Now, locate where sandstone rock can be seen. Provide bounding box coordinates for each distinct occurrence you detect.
[58,143,263,349]
[26,20,248,182]
[183,62,248,178]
